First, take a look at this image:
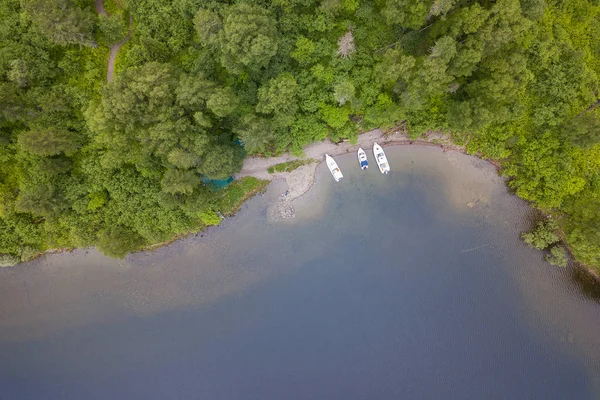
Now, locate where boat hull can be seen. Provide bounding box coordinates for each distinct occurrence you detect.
[357,148,368,170]
[325,154,343,182]
[373,143,390,174]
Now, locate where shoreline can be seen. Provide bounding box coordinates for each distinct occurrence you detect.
[236,129,471,220]
[237,129,600,284]
[4,177,269,268]
[9,133,462,266]
[10,127,600,285]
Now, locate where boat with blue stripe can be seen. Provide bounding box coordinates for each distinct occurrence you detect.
[357,148,368,170]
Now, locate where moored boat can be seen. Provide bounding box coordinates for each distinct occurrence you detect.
[373,143,390,174]
[325,154,343,182]
[357,148,368,170]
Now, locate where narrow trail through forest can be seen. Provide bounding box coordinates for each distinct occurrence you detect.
[94,0,133,82]
[94,0,107,16]
[107,16,133,82]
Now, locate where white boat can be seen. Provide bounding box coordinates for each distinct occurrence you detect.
[357,148,368,170]
[373,143,390,174]
[325,154,343,182]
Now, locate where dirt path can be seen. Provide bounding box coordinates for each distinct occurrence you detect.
[94,0,107,16]
[107,15,133,83]
[94,0,133,83]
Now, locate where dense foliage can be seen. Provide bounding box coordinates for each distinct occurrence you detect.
[521,219,560,250]
[546,245,568,267]
[1,0,599,268]
[521,218,568,266]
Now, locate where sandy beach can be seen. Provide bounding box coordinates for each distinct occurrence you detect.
[235,129,462,219]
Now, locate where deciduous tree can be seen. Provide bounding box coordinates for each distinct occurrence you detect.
[19,129,77,156]
[218,4,279,74]
[21,0,95,47]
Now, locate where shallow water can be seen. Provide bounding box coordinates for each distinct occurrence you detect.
[1,146,599,399]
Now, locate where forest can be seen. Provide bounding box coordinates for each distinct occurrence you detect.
[0,0,599,271]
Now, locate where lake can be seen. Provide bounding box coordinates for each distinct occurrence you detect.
[1,146,599,399]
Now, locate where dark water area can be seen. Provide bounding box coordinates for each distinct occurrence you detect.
[1,147,599,399]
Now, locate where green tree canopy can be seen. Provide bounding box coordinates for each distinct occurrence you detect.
[19,129,78,156]
[562,111,600,148]
[381,0,432,29]
[234,115,275,154]
[218,4,279,74]
[194,9,222,46]
[161,169,200,195]
[97,225,145,258]
[21,0,95,47]
[256,73,299,116]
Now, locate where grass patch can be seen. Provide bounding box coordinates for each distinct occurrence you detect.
[267,159,316,174]
[218,177,269,216]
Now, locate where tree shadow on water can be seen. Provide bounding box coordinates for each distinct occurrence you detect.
[570,264,600,303]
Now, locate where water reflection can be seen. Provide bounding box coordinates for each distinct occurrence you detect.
[570,264,600,303]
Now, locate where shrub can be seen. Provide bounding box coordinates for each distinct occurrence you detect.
[0,254,20,267]
[200,210,221,226]
[20,246,39,262]
[546,245,568,267]
[521,219,559,250]
[97,225,145,258]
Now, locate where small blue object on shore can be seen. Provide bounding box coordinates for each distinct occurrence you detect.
[201,176,234,189]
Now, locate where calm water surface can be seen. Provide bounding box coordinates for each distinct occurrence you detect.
[1,147,599,399]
